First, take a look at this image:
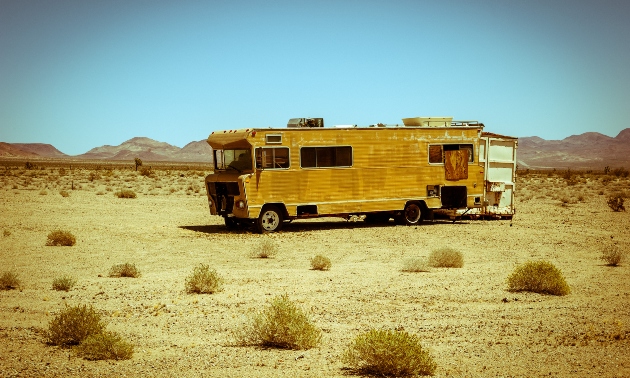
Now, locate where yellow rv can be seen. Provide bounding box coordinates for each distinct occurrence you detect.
[205,117,488,233]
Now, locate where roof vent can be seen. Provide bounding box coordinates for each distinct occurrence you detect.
[287,118,324,128]
[402,117,453,127]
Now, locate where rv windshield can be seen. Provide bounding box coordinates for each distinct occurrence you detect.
[214,149,252,172]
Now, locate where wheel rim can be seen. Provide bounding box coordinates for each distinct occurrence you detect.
[405,204,421,223]
[261,210,280,231]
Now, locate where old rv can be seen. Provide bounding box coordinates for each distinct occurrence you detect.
[204,116,514,233]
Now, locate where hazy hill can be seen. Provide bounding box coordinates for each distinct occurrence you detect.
[517,128,630,169]
[0,142,67,158]
[75,137,213,162]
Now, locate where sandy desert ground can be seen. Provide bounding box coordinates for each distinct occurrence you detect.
[0,163,629,377]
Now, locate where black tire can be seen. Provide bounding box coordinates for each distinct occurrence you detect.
[255,206,283,233]
[401,202,422,226]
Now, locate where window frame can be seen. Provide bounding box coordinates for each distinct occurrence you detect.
[427,144,474,165]
[299,146,353,169]
[255,146,290,170]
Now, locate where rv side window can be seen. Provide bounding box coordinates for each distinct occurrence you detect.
[300,146,352,168]
[428,145,443,164]
[428,144,474,164]
[256,147,290,169]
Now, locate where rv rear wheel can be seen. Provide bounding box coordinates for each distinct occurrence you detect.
[402,203,422,225]
[256,206,283,233]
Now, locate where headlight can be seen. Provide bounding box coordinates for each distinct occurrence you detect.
[237,200,246,209]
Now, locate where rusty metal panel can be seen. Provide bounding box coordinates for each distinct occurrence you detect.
[444,150,468,180]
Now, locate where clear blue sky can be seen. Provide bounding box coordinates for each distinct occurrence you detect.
[1,0,629,155]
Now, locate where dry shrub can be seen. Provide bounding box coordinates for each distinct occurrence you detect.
[3,229,10,237]
[108,263,140,278]
[46,230,76,246]
[343,329,437,376]
[75,331,134,360]
[115,189,137,199]
[607,192,625,212]
[59,190,70,197]
[250,239,278,258]
[39,189,48,195]
[52,276,76,291]
[0,271,21,290]
[601,244,626,266]
[402,257,430,273]
[185,264,223,294]
[47,304,106,346]
[310,255,331,270]
[233,294,321,350]
[428,247,464,268]
[139,166,156,178]
[507,260,570,296]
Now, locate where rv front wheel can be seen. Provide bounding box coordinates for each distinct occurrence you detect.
[256,206,283,233]
[402,203,422,225]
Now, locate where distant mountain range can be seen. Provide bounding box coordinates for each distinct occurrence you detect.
[0,137,213,163]
[1,129,629,169]
[517,128,630,169]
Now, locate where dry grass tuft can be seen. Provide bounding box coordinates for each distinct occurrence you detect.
[343,328,437,376]
[601,244,627,266]
[310,255,332,270]
[250,239,278,258]
[75,331,134,360]
[233,294,321,350]
[507,260,570,296]
[115,189,137,199]
[402,257,430,272]
[47,304,106,346]
[59,190,70,197]
[607,192,626,212]
[52,276,76,291]
[46,230,76,246]
[0,271,21,290]
[185,264,223,294]
[108,263,140,278]
[428,247,464,268]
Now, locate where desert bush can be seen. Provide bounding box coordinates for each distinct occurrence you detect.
[3,229,10,237]
[39,189,48,195]
[59,190,70,197]
[250,239,278,258]
[428,247,464,268]
[139,166,155,178]
[52,276,76,291]
[47,304,106,346]
[233,294,321,350]
[612,167,629,177]
[601,244,627,266]
[115,189,137,199]
[607,192,626,212]
[185,264,223,294]
[402,257,430,273]
[46,230,76,246]
[343,329,437,376]
[75,331,134,360]
[108,263,140,278]
[310,255,332,270]
[507,260,570,296]
[88,172,99,182]
[0,271,21,290]
[25,161,35,170]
